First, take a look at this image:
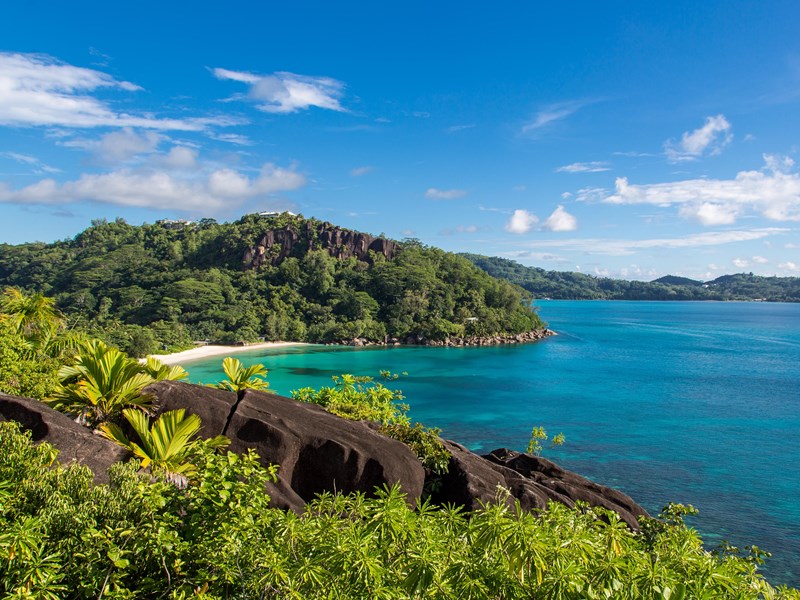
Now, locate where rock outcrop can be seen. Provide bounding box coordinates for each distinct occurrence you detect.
[0,393,129,483]
[2,383,649,527]
[243,219,398,269]
[429,442,648,528]
[145,381,425,512]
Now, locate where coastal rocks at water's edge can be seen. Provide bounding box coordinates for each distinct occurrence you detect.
[340,328,556,347]
[0,382,646,527]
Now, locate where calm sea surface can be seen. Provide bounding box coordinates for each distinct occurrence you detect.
[184,300,800,586]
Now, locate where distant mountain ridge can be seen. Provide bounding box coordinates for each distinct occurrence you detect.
[463,254,800,302]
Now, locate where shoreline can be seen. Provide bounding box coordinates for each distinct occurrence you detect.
[148,341,309,366]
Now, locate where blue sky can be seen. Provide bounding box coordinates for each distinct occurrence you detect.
[1,1,799,280]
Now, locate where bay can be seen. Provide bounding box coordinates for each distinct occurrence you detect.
[184,300,800,585]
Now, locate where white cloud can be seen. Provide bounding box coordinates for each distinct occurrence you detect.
[0,52,234,130]
[665,114,732,162]
[732,258,750,268]
[161,146,198,169]
[604,155,800,224]
[350,166,373,177]
[211,133,254,146]
[63,127,164,163]
[543,205,578,231]
[778,261,799,272]
[556,161,611,173]
[214,67,345,114]
[505,209,539,234]
[440,224,479,235]
[446,124,475,134]
[0,162,305,212]
[521,100,588,136]
[1,151,61,173]
[507,228,788,256]
[753,255,769,264]
[425,187,467,200]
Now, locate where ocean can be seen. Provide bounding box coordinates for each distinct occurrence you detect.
[184,300,800,586]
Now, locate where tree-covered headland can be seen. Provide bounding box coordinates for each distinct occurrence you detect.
[0,214,544,356]
[464,254,800,302]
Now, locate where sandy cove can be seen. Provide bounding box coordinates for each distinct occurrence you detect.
[148,341,309,366]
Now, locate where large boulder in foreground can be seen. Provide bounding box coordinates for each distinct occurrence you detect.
[0,393,129,483]
[226,390,425,509]
[430,441,648,528]
[145,382,426,512]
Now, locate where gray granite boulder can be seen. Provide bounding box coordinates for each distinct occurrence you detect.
[0,393,129,483]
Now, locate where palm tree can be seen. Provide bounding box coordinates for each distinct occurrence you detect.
[142,356,188,382]
[212,357,270,393]
[0,287,64,338]
[99,408,229,486]
[48,340,154,427]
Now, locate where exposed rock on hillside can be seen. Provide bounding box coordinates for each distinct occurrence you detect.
[243,219,398,268]
[0,393,129,483]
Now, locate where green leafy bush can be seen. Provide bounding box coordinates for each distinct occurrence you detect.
[292,373,451,474]
[1,421,796,598]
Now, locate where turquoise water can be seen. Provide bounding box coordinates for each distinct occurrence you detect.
[184,301,800,586]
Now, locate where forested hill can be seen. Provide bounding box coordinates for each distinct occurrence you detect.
[463,254,800,302]
[0,214,543,355]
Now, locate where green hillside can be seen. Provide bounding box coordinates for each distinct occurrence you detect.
[464,254,800,302]
[0,214,543,356]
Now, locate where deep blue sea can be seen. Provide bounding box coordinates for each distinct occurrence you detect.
[184,301,800,586]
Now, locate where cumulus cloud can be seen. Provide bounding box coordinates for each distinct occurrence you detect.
[753,255,769,264]
[505,209,539,234]
[665,114,732,162]
[350,166,373,177]
[507,228,787,256]
[425,188,467,200]
[556,161,611,173]
[214,67,345,114]
[778,261,799,272]
[0,162,305,212]
[0,52,234,130]
[543,205,578,231]
[604,155,800,225]
[732,257,750,268]
[161,146,198,169]
[62,127,164,163]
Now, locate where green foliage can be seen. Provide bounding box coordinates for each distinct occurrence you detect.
[292,374,452,475]
[48,339,155,426]
[211,357,270,393]
[0,322,61,400]
[99,408,229,485]
[142,356,189,382]
[527,425,565,457]
[465,253,800,302]
[1,422,796,598]
[0,217,546,347]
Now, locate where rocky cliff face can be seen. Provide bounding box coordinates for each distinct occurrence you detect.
[242,219,399,269]
[1,384,648,527]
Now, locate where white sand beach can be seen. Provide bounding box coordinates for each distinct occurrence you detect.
[148,341,309,366]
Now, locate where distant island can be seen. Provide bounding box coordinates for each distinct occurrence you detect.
[463,254,800,303]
